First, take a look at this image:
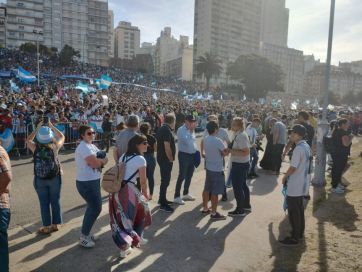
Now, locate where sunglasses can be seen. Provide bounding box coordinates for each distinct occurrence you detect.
[87,131,96,136]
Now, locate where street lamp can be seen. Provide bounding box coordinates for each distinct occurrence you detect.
[33,29,43,87]
[312,0,336,186]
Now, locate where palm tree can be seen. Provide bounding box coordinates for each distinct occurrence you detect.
[196,52,222,91]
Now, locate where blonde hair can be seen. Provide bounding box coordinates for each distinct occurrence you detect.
[231,117,244,132]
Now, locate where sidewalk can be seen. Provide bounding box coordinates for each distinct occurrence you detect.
[9,165,289,272]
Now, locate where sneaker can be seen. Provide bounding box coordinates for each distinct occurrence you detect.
[159,205,174,213]
[140,237,148,245]
[244,207,252,213]
[174,197,185,205]
[157,200,174,205]
[228,209,247,217]
[182,194,196,201]
[210,212,227,220]
[79,235,95,248]
[279,237,299,246]
[120,247,132,258]
[331,187,345,194]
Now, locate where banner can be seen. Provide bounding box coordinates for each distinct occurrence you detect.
[16,67,36,83]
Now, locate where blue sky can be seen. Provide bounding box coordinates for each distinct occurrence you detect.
[110,0,362,63]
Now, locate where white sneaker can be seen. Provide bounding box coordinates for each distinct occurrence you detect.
[79,235,95,248]
[140,237,148,245]
[120,247,132,258]
[337,183,345,189]
[182,194,196,201]
[174,197,185,205]
[332,187,345,194]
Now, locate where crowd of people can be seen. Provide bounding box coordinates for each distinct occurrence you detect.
[1,48,362,270]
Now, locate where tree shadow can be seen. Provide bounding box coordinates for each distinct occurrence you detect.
[312,184,359,272]
[34,204,244,272]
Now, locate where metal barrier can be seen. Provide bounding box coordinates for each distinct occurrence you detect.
[10,121,107,157]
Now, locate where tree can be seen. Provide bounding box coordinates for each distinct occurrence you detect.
[59,45,80,66]
[19,42,37,53]
[227,54,284,99]
[196,52,223,91]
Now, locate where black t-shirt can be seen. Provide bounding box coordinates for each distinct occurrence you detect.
[145,134,156,154]
[332,128,350,155]
[301,122,315,147]
[156,124,176,161]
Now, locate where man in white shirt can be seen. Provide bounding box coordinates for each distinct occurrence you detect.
[280,125,311,246]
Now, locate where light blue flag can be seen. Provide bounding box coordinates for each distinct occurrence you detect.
[76,82,90,93]
[100,74,112,90]
[16,67,36,83]
[10,80,20,93]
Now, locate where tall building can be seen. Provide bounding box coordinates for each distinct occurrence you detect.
[260,42,304,94]
[5,0,45,49]
[114,21,140,60]
[165,45,193,81]
[0,6,6,47]
[260,0,289,47]
[108,10,114,58]
[193,0,262,83]
[43,0,62,50]
[87,0,108,66]
[137,42,155,56]
[339,60,362,75]
[304,55,320,74]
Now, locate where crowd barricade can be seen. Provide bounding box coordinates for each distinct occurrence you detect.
[10,121,106,157]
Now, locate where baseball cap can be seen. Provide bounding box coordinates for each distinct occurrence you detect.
[292,124,306,137]
[185,115,197,122]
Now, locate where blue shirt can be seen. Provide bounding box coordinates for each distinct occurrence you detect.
[177,124,197,154]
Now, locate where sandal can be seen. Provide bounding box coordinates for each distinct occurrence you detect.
[51,224,60,232]
[38,226,52,235]
[201,209,211,214]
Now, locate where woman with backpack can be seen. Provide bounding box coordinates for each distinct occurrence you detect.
[75,125,108,248]
[109,134,151,258]
[26,119,65,234]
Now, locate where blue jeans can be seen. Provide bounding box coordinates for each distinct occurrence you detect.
[0,208,11,272]
[249,147,259,175]
[144,153,156,196]
[174,152,195,198]
[76,179,102,236]
[157,160,173,206]
[231,162,251,210]
[34,175,62,227]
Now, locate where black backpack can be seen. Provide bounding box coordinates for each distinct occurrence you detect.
[323,135,335,154]
[33,145,60,179]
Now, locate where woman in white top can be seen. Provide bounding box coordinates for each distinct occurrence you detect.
[109,134,152,258]
[75,125,108,248]
[227,117,251,217]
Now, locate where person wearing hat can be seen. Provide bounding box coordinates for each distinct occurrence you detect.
[26,119,65,234]
[173,114,198,205]
[279,124,311,246]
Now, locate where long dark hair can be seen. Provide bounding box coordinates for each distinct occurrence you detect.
[125,134,147,156]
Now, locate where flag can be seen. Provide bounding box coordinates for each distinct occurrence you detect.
[16,67,36,83]
[10,80,20,93]
[100,74,112,90]
[76,82,91,94]
[152,92,158,101]
[243,94,246,101]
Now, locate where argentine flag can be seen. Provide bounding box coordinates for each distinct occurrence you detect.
[16,67,36,83]
[10,80,20,93]
[100,74,112,90]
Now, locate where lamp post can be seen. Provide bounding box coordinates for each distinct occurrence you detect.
[312,0,336,186]
[33,30,43,87]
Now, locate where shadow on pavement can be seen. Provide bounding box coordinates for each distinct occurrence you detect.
[34,204,244,272]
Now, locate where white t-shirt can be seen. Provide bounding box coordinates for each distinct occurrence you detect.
[75,141,101,181]
[287,140,311,197]
[119,154,146,184]
[230,131,251,163]
[203,128,230,143]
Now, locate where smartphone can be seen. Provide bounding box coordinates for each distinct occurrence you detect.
[43,116,49,124]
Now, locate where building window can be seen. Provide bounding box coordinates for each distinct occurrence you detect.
[19,33,24,39]
[19,25,24,30]
[17,2,24,7]
[18,18,24,23]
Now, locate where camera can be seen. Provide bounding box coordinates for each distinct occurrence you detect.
[96,151,107,159]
